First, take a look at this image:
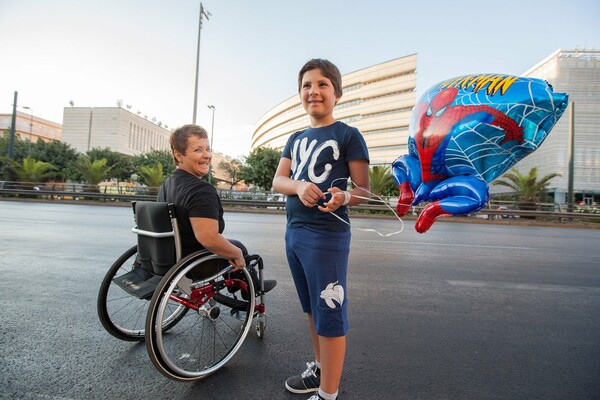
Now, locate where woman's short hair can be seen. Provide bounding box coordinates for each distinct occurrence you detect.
[170,124,208,164]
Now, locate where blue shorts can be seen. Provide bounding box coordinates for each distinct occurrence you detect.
[285,225,351,337]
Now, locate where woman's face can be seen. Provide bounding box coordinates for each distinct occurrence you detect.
[174,135,211,177]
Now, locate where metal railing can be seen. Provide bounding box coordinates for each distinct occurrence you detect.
[1,181,598,223]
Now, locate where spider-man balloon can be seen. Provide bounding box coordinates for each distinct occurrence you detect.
[392,74,569,233]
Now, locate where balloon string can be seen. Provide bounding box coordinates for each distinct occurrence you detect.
[325,178,406,237]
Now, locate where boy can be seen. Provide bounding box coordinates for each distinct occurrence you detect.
[272,59,370,400]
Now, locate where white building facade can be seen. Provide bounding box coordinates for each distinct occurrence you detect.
[514,49,600,205]
[61,107,170,156]
[0,111,62,144]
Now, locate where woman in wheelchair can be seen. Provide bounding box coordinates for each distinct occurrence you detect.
[158,124,276,293]
[98,124,276,381]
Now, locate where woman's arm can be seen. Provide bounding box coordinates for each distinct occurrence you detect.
[190,217,245,269]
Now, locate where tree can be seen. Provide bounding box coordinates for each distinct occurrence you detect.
[74,156,112,192]
[0,131,29,159]
[493,167,561,209]
[218,158,243,190]
[132,150,174,186]
[29,139,79,182]
[138,162,165,194]
[240,147,282,190]
[0,132,29,180]
[87,147,133,182]
[369,165,397,197]
[2,157,56,184]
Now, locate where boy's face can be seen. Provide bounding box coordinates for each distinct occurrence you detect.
[300,68,339,126]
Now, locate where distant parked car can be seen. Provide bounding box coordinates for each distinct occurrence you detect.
[496,206,517,219]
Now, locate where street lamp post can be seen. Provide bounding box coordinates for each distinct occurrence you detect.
[192,3,211,124]
[22,106,34,157]
[567,101,575,212]
[207,105,215,182]
[7,91,18,160]
[207,105,215,150]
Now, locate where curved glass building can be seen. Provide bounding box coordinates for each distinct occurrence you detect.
[251,54,417,165]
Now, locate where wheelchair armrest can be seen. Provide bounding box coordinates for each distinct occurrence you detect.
[131,226,175,238]
[244,254,263,270]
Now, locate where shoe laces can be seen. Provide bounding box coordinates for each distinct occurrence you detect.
[301,361,318,378]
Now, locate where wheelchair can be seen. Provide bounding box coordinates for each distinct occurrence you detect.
[97,201,269,381]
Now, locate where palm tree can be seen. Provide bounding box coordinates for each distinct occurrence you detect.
[75,156,112,192]
[369,165,394,197]
[3,157,56,186]
[138,162,165,194]
[493,167,561,212]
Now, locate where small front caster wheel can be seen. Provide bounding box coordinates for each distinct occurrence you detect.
[256,314,266,338]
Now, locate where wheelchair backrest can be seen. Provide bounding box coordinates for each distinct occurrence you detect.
[132,201,182,276]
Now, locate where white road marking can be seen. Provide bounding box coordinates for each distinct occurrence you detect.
[447,280,600,293]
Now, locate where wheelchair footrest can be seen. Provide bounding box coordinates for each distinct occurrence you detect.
[113,268,163,300]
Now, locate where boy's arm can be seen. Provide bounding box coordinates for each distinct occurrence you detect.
[318,158,370,213]
[272,157,325,207]
[346,159,370,206]
[272,157,295,195]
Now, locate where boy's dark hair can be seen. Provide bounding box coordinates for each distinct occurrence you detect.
[298,58,343,98]
[170,124,209,165]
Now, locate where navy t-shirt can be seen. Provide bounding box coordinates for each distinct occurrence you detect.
[281,121,369,231]
[157,168,224,257]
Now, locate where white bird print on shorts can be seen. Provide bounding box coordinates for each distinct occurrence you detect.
[320,281,344,308]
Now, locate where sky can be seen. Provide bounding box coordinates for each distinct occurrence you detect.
[1,0,599,159]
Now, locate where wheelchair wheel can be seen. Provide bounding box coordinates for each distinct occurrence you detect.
[97,245,188,341]
[146,253,255,381]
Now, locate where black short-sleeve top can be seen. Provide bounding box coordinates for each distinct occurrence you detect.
[157,168,224,256]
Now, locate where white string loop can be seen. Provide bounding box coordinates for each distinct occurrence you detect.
[325,178,407,237]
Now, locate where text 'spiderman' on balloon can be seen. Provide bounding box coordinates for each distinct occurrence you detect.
[392,74,569,233]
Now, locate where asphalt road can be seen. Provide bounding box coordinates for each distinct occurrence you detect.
[1,201,599,400]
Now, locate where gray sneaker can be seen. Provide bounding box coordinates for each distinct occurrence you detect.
[285,361,320,394]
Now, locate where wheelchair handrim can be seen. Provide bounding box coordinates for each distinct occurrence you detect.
[153,256,255,379]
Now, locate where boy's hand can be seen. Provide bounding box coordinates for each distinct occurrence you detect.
[318,187,348,213]
[297,180,325,208]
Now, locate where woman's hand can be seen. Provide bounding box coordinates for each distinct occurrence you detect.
[229,251,246,271]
